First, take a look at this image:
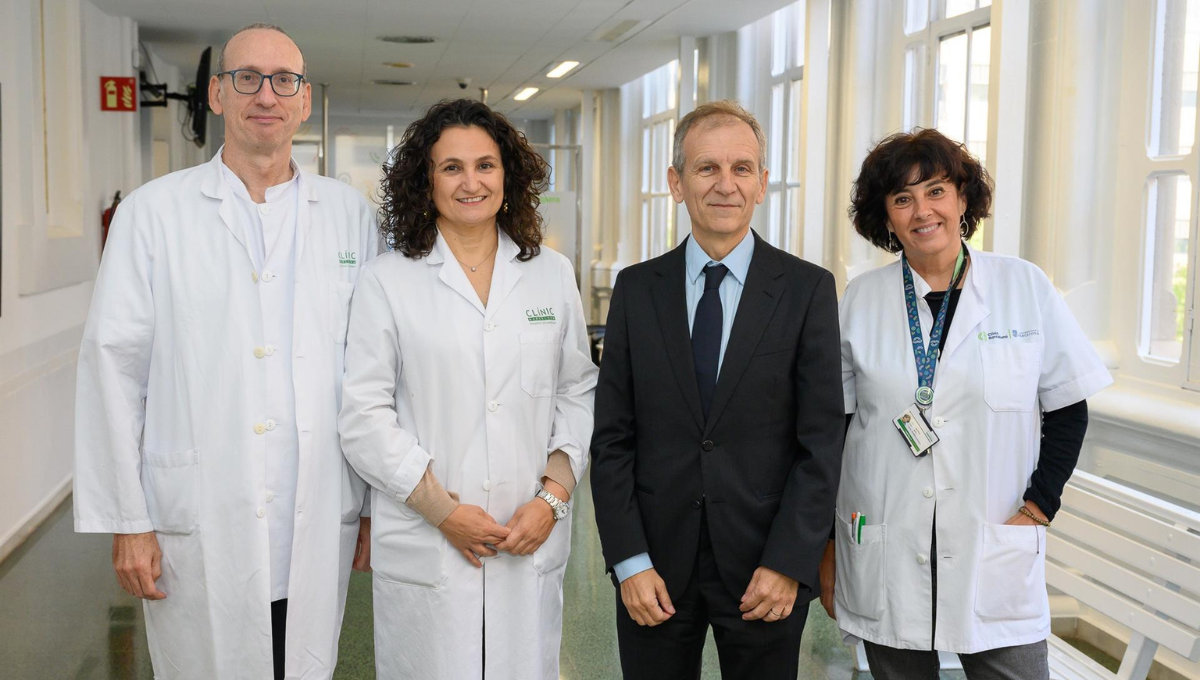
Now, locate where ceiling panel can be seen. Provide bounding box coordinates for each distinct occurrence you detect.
[91,0,799,117]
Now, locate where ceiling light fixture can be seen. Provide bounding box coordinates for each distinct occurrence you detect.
[378,36,435,44]
[383,62,414,68]
[513,87,539,101]
[546,61,579,78]
[373,79,417,86]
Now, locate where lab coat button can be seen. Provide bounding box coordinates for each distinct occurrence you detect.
[258,205,270,216]
[917,554,928,565]
[933,417,946,428]
[266,492,275,503]
[265,345,276,356]
[265,419,276,431]
[483,480,491,491]
[923,487,934,498]
[251,271,259,282]
[263,271,274,282]
[254,423,266,435]
[254,347,266,359]
[488,401,499,412]
[691,500,702,509]
[701,440,714,451]
[256,507,266,518]
[485,323,496,332]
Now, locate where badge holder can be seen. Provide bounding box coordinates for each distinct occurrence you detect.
[893,404,939,457]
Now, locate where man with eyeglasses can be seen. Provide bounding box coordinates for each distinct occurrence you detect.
[74,23,377,680]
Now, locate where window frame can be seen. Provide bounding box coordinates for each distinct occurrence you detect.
[900,1,994,250]
[748,2,806,254]
[1134,0,1200,386]
[636,60,680,260]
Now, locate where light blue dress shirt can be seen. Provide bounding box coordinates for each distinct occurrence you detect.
[613,230,755,583]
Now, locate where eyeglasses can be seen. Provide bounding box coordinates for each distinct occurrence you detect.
[217,70,305,97]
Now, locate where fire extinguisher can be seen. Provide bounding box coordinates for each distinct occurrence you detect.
[101,191,122,252]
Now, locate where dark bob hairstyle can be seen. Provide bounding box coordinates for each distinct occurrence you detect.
[848,128,993,253]
[379,99,550,261]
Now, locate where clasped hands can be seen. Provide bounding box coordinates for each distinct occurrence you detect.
[621,565,798,627]
[439,479,568,568]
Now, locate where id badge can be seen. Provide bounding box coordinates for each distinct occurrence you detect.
[892,404,939,457]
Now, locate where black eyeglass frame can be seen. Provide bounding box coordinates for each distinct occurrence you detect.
[216,69,306,97]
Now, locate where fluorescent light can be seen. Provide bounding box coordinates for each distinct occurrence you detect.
[514,87,539,101]
[546,61,579,78]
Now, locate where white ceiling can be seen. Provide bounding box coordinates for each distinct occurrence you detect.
[92,0,794,120]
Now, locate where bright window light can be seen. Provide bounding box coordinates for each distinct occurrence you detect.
[546,61,579,78]
[514,87,539,101]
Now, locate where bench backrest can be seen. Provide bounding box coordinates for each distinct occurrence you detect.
[1046,470,1200,679]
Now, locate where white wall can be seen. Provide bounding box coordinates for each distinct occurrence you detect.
[0,0,151,561]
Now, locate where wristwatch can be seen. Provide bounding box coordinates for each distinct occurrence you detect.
[536,488,570,521]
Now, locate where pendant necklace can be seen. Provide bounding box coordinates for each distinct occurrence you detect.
[460,241,498,272]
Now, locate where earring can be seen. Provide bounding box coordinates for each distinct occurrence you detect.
[422,210,428,218]
[959,214,969,237]
[888,231,900,251]
[502,201,509,214]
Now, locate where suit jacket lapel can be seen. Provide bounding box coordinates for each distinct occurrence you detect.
[650,242,705,431]
[705,234,784,434]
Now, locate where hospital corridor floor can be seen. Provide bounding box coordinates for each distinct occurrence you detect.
[0,479,968,679]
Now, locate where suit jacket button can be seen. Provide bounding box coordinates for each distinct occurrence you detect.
[691,500,702,509]
[702,440,714,451]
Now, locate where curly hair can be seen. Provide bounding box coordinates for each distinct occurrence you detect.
[379,99,550,261]
[848,128,993,253]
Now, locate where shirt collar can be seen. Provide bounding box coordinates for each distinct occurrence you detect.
[686,229,755,285]
[220,158,300,204]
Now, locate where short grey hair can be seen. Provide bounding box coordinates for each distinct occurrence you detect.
[671,100,767,174]
[217,23,306,76]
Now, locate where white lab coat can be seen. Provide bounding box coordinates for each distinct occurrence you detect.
[74,150,380,680]
[834,247,1111,654]
[338,231,597,680]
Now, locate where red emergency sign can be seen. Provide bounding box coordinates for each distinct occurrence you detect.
[100,76,137,112]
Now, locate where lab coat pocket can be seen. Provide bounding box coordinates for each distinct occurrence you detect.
[372,495,448,588]
[533,517,573,575]
[835,517,886,620]
[330,282,356,345]
[974,523,1047,621]
[980,343,1041,411]
[140,448,200,535]
[519,331,562,398]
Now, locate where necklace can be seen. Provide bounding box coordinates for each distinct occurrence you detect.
[459,241,498,272]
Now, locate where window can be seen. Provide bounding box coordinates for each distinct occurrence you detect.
[751,1,806,252]
[1137,0,1200,374]
[902,0,992,249]
[639,60,679,259]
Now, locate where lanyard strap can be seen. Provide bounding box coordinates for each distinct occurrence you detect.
[902,245,968,400]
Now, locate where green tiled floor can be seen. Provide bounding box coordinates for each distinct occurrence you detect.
[3,490,971,679]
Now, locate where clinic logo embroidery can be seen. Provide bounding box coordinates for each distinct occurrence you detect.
[977,330,1012,341]
[526,307,556,324]
[338,251,357,267]
[1012,329,1041,338]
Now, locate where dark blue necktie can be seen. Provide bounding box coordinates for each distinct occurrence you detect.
[692,263,729,420]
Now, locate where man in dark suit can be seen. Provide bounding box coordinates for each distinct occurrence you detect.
[590,100,844,679]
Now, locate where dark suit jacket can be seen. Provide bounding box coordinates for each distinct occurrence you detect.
[590,232,844,600]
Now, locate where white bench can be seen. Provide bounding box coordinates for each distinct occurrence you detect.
[1045,470,1200,680]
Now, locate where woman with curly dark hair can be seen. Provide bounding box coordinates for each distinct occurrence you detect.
[339,99,598,679]
[819,128,1111,679]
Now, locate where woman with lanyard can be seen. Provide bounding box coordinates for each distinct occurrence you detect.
[819,128,1112,679]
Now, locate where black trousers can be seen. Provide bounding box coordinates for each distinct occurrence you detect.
[272,598,287,680]
[615,507,807,680]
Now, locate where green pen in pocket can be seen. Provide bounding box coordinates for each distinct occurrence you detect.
[856,514,865,544]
